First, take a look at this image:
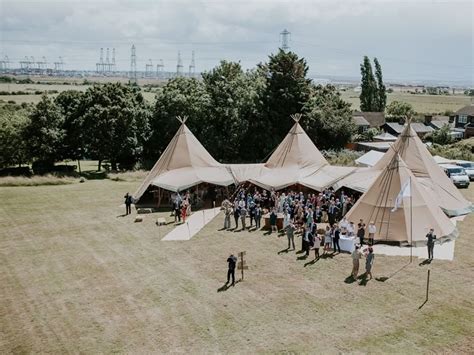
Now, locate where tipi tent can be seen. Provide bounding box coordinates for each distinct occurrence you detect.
[335,120,473,216]
[372,121,472,216]
[249,114,353,190]
[133,117,234,202]
[345,154,458,245]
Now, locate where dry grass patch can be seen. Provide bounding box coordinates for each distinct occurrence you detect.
[0,180,473,353]
[0,174,78,186]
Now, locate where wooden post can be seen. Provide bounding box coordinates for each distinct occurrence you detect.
[425,269,431,302]
[238,251,248,281]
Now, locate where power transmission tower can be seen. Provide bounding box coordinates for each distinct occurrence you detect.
[54,56,64,71]
[176,51,183,77]
[188,50,195,77]
[156,59,164,78]
[112,48,116,72]
[96,48,105,73]
[0,55,10,71]
[280,29,291,51]
[105,48,110,72]
[130,44,137,84]
[145,59,153,77]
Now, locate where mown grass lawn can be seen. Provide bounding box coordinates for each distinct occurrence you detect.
[1,180,473,353]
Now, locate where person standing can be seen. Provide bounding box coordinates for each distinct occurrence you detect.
[285,221,296,250]
[181,199,188,223]
[365,247,375,279]
[323,226,332,255]
[255,204,262,230]
[124,192,132,215]
[222,198,232,230]
[333,224,341,253]
[173,193,182,223]
[226,254,238,286]
[240,205,247,231]
[357,221,366,245]
[426,228,437,260]
[313,230,321,259]
[351,245,362,278]
[270,208,278,233]
[233,205,240,230]
[368,221,376,245]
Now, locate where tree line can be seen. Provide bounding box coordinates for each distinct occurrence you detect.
[2,50,373,172]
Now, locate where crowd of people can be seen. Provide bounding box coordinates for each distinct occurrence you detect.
[218,186,377,280]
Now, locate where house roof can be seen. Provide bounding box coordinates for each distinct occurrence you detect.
[357,141,393,152]
[373,132,397,141]
[431,120,453,130]
[455,104,474,116]
[353,115,370,126]
[384,122,434,135]
[353,111,385,127]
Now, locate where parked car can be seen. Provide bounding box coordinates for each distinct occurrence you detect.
[441,164,470,188]
[456,161,474,181]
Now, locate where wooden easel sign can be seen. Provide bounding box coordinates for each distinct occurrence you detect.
[237,251,248,280]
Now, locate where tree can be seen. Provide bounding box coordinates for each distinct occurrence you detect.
[425,124,453,145]
[82,83,150,171]
[374,58,386,111]
[146,77,210,167]
[303,84,356,149]
[386,101,415,121]
[360,56,386,112]
[55,90,85,169]
[0,103,30,168]
[254,49,311,158]
[202,61,263,162]
[23,94,64,165]
[360,56,377,112]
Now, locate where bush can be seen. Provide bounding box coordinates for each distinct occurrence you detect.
[322,149,363,166]
[428,139,474,161]
[32,160,55,175]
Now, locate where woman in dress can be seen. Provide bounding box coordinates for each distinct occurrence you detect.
[365,247,375,279]
[323,225,332,255]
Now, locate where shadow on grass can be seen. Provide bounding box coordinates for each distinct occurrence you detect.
[418,298,428,310]
[375,263,410,283]
[358,273,370,286]
[304,258,319,267]
[344,275,357,284]
[419,259,432,266]
[217,280,241,292]
[320,253,335,259]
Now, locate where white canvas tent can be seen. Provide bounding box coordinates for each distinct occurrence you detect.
[248,115,353,191]
[335,121,473,216]
[355,150,385,167]
[345,154,458,245]
[133,117,234,202]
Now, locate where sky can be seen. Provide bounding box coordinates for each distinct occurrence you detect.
[1,0,473,85]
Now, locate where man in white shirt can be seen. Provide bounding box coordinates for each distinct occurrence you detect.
[368,221,376,245]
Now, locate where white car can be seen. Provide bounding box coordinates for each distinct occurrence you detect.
[456,161,474,181]
[441,164,470,188]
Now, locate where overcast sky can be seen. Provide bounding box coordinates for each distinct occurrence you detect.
[1,0,473,85]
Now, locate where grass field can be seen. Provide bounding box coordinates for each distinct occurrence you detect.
[1,178,473,353]
[340,90,471,114]
[0,83,157,105]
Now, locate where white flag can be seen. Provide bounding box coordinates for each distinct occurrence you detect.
[391,178,411,212]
